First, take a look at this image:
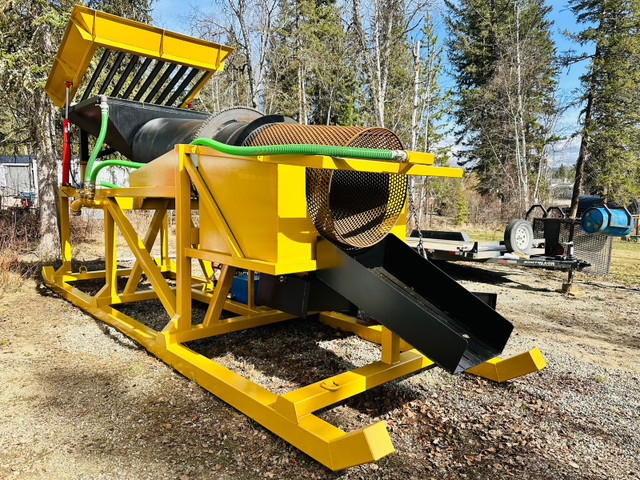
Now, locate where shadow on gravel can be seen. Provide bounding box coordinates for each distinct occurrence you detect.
[34,365,235,478]
[113,298,426,419]
[92,318,146,351]
[435,260,556,293]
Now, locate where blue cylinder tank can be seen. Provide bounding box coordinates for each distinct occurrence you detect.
[581,207,634,237]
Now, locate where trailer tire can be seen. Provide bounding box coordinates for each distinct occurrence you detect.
[504,219,534,254]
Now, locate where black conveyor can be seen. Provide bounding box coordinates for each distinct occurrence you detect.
[316,235,513,373]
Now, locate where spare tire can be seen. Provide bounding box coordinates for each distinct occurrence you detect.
[504,219,534,254]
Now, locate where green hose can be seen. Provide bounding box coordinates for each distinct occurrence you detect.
[85,96,110,184]
[98,181,119,189]
[89,159,145,184]
[190,137,407,162]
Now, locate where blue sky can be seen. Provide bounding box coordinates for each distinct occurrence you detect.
[151,0,591,165]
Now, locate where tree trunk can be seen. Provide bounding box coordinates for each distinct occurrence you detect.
[352,0,395,127]
[410,40,421,151]
[35,90,60,260]
[569,31,601,219]
[569,90,593,218]
[230,0,257,108]
[514,0,529,213]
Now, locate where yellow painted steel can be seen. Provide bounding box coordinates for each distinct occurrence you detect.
[46,5,233,107]
[320,312,546,383]
[127,145,460,274]
[44,177,547,468]
[186,145,462,177]
[465,348,547,382]
[44,96,537,469]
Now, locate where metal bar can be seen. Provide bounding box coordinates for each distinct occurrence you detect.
[191,289,265,317]
[81,49,111,101]
[56,190,72,274]
[183,154,244,258]
[172,144,193,333]
[143,63,177,103]
[318,312,413,351]
[123,204,168,295]
[381,327,401,364]
[273,350,432,422]
[161,212,170,270]
[191,145,462,177]
[104,206,118,299]
[95,288,166,307]
[174,310,294,343]
[105,199,176,318]
[122,57,153,99]
[98,51,125,94]
[179,69,210,107]
[165,67,199,106]
[97,147,116,158]
[111,54,139,97]
[201,265,236,328]
[156,65,188,105]
[465,348,547,382]
[247,270,255,309]
[133,60,165,102]
[59,268,134,282]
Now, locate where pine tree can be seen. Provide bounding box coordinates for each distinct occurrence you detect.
[263,0,357,124]
[0,0,154,258]
[568,0,640,210]
[445,0,557,211]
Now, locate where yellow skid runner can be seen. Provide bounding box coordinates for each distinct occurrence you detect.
[43,170,545,470]
[43,262,544,470]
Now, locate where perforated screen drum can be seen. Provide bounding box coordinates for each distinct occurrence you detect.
[242,123,407,249]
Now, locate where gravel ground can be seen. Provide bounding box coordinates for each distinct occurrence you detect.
[0,259,639,479]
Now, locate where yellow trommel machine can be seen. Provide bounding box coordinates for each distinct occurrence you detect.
[43,7,546,470]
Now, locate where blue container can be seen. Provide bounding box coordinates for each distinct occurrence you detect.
[581,207,634,236]
[230,272,260,304]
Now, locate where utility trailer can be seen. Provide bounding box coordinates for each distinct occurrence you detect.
[406,229,591,272]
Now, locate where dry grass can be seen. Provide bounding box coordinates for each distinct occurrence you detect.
[0,210,39,298]
[598,239,640,287]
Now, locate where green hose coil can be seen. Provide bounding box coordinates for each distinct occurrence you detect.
[85,100,110,184]
[89,159,145,184]
[190,137,406,162]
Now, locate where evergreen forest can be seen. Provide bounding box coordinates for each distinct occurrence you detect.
[1,0,639,255]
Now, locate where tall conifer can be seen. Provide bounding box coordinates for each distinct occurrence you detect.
[445,0,557,209]
[568,0,640,209]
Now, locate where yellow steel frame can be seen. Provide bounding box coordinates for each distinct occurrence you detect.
[44,148,545,471]
[46,5,233,107]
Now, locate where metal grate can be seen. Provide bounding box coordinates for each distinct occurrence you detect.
[533,218,613,275]
[243,123,407,250]
[77,48,209,108]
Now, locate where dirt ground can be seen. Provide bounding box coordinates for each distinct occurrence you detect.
[0,254,639,479]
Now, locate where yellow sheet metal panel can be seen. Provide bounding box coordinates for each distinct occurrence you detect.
[277,164,317,265]
[197,152,320,269]
[46,5,233,107]
[390,205,407,240]
[198,154,281,262]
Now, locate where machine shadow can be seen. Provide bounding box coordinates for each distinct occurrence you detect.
[114,298,425,419]
[434,260,557,293]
